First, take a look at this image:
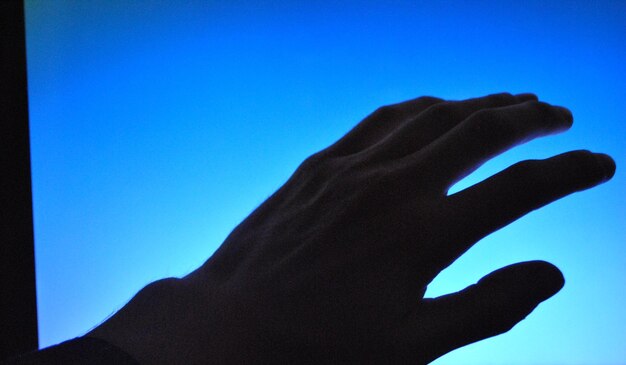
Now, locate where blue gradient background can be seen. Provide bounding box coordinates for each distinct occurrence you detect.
[25,1,625,363]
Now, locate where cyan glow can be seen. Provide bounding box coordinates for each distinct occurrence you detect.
[25,1,625,363]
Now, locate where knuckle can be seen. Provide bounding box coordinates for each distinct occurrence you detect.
[532,100,552,110]
[299,151,346,179]
[492,315,519,334]
[487,92,516,105]
[528,100,571,127]
[299,152,326,171]
[507,159,552,189]
[481,106,535,142]
[418,95,445,105]
[371,104,399,121]
[564,149,596,167]
[568,149,593,158]
[509,159,540,176]
[294,152,329,179]
[471,108,512,134]
[528,100,554,116]
[424,101,459,121]
[130,277,185,307]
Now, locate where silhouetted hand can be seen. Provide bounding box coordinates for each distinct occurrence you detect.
[88,93,615,364]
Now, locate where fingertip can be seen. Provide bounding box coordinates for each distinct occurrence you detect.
[523,260,565,301]
[594,153,616,181]
[477,260,564,302]
[423,260,565,353]
[552,105,574,128]
[574,151,616,187]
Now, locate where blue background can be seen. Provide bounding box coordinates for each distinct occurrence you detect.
[25,1,625,363]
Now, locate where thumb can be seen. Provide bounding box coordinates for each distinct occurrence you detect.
[416,260,564,362]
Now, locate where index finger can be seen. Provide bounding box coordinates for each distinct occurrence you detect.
[420,100,573,191]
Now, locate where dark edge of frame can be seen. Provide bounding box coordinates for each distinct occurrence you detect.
[0,0,39,360]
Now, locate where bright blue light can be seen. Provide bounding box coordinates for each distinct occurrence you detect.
[25,1,625,363]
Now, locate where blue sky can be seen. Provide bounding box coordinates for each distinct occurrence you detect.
[25,1,625,363]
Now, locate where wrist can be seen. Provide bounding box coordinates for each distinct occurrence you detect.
[87,278,203,364]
